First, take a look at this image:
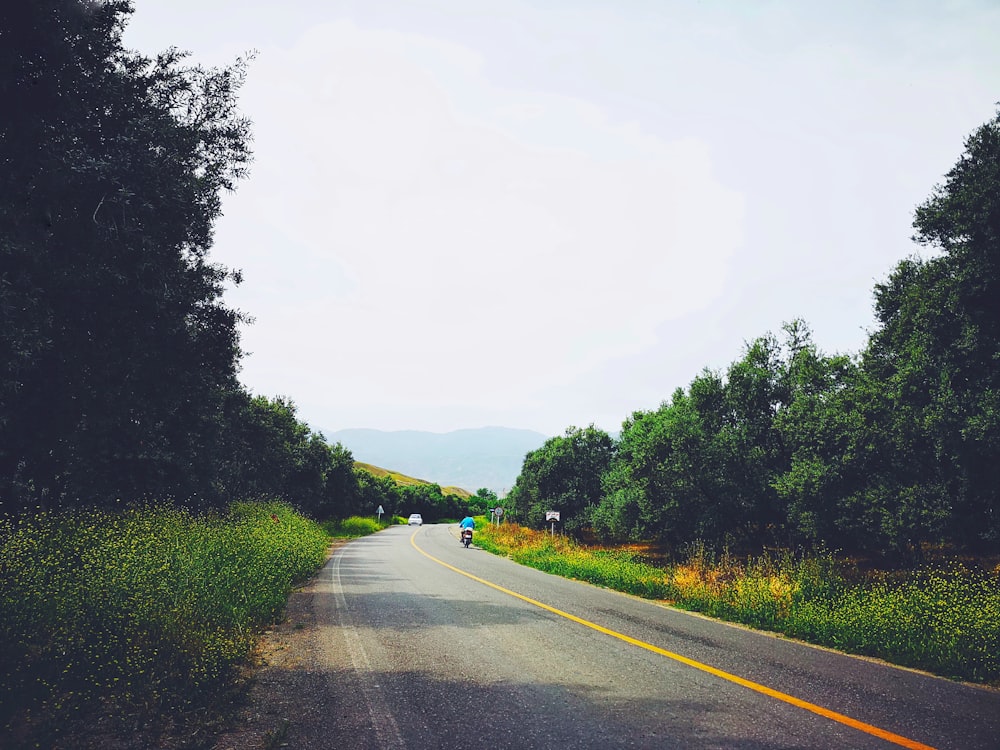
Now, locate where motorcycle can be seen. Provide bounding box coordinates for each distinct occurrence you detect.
[461,527,473,548]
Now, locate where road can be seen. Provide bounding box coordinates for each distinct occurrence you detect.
[308,524,1000,749]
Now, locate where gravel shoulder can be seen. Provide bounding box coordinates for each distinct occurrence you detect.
[210,540,351,750]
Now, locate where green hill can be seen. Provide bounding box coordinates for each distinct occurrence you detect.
[354,462,473,499]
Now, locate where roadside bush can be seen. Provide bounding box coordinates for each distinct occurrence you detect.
[784,563,1000,682]
[324,515,388,537]
[0,501,330,737]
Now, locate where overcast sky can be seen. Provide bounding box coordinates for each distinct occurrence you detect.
[123,0,1000,438]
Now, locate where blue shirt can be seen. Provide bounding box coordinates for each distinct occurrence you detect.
[459,517,475,529]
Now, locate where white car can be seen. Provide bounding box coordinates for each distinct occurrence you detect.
[407,513,423,526]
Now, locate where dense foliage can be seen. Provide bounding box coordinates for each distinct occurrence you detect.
[513,110,1000,558]
[1,0,253,511]
[469,487,499,515]
[0,502,331,744]
[862,114,1000,549]
[507,425,614,535]
[352,468,471,522]
[0,1,402,522]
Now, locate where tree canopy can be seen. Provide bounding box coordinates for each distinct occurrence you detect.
[861,108,1000,548]
[1,0,254,511]
[507,425,614,535]
[0,1,394,521]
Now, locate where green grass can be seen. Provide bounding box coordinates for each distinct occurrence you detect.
[322,515,390,537]
[0,501,332,740]
[476,523,1000,685]
[783,563,1000,683]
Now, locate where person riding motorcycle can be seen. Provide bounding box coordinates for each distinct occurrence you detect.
[459,516,475,546]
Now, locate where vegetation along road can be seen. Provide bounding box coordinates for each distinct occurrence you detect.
[278,524,1000,749]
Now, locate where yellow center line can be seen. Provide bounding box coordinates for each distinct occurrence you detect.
[410,530,936,750]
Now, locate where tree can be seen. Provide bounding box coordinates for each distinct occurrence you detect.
[508,425,614,534]
[593,398,678,544]
[322,440,363,518]
[859,108,1000,549]
[355,469,402,519]
[595,326,802,550]
[394,482,467,523]
[469,488,497,515]
[0,1,252,511]
[215,395,361,518]
[720,332,793,542]
[594,376,738,550]
[772,340,876,549]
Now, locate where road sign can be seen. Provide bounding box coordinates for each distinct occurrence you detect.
[494,507,504,517]
[545,511,560,521]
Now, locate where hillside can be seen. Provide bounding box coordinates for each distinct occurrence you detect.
[353,462,472,499]
[327,426,549,494]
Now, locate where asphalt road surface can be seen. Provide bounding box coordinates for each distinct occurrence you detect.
[310,524,1000,749]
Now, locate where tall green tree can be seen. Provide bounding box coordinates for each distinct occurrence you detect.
[594,388,698,546]
[216,395,360,518]
[596,330,799,551]
[860,108,1000,549]
[508,425,614,534]
[720,331,794,541]
[772,335,879,549]
[354,469,403,519]
[470,487,498,515]
[594,372,743,550]
[0,1,252,511]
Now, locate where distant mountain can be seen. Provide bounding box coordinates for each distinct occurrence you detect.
[324,427,549,495]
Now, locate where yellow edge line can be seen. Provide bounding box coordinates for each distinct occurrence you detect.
[411,531,936,750]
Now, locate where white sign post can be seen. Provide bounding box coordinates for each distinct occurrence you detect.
[545,510,560,536]
[493,506,504,526]
[376,505,384,522]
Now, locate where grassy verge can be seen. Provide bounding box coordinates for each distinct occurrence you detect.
[322,515,391,537]
[475,523,1000,685]
[0,501,332,747]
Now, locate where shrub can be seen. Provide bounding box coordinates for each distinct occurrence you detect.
[323,515,388,537]
[0,501,330,736]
